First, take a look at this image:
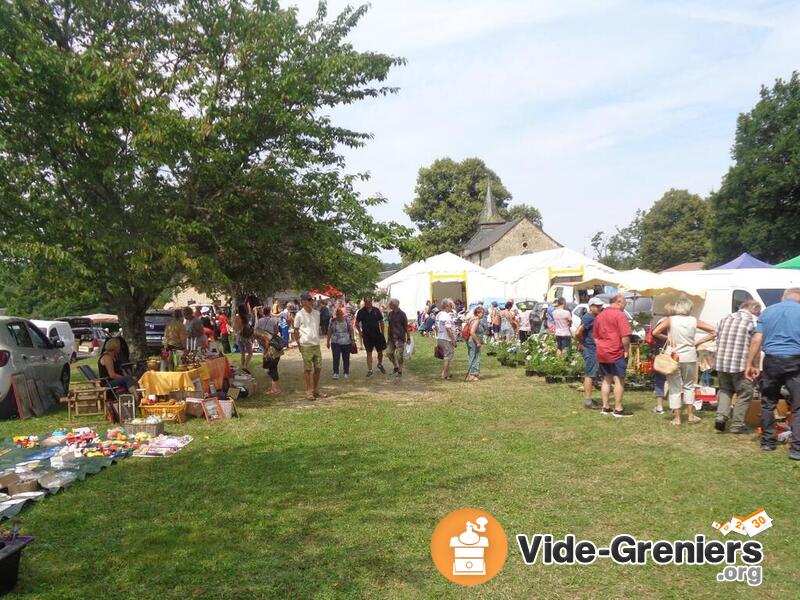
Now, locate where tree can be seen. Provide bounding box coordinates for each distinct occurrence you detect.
[402,158,513,262]
[709,72,800,264]
[638,189,709,271]
[0,1,404,357]
[590,210,643,270]
[504,203,543,227]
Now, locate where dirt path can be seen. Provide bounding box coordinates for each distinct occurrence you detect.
[233,346,435,410]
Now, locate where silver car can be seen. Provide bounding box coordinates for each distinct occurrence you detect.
[0,316,71,415]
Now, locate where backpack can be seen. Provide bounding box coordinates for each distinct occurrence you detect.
[461,318,474,340]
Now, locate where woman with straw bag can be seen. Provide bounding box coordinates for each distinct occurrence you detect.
[651,297,716,426]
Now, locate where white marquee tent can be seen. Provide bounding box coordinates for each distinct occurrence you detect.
[376,252,507,311]
[488,247,618,301]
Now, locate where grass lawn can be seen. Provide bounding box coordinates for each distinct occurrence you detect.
[0,336,796,599]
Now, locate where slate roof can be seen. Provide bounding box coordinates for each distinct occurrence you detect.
[463,218,522,255]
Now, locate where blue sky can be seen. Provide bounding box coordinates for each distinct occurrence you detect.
[292,0,800,261]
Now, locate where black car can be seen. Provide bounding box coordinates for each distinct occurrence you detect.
[145,310,173,351]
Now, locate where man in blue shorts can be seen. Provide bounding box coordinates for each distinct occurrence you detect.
[575,297,605,409]
[592,293,633,417]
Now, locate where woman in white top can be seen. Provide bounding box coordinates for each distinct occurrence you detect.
[651,296,716,426]
[436,298,457,380]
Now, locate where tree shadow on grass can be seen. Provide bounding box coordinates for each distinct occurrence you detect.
[18,438,474,599]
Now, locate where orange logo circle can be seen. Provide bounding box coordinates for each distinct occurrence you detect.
[431,508,508,586]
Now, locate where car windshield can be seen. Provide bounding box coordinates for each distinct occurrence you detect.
[757,289,785,307]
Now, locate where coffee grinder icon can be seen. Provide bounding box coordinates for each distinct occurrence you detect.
[450,516,489,576]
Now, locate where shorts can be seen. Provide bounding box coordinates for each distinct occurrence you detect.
[299,344,322,371]
[492,324,501,334]
[556,336,571,351]
[237,336,253,353]
[582,347,598,378]
[599,357,627,378]
[519,330,530,342]
[363,333,387,353]
[437,339,455,360]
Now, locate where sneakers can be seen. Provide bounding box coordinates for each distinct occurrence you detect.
[584,399,601,410]
[651,407,664,415]
[332,373,339,380]
[600,407,613,416]
[366,370,373,377]
[343,374,349,379]
[393,367,399,375]
[612,408,633,418]
[761,445,777,452]
[395,371,402,378]
[377,363,386,374]
[788,449,800,461]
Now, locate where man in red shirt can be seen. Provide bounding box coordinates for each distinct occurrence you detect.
[593,293,633,417]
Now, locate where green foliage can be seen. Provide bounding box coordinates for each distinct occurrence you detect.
[0,0,404,355]
[590,210,644,270]
[638,189,709,271]
[402,157,513,262]
[709,72,800,264]
[504,203,543,227]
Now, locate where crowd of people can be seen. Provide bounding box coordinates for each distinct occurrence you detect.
[152,287,800,460]
[416,289,800,460]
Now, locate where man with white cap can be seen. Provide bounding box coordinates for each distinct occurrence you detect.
[575,297,605,409]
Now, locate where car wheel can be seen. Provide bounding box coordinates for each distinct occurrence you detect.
[61,365,71,395]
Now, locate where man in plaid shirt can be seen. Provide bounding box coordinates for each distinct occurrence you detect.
[710,301,761,433]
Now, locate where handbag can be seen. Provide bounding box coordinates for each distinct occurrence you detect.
[653,335,679,375]
[350,342,358,354]
[434,344,444,360]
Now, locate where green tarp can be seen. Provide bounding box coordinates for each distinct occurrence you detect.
[775,255,800,269]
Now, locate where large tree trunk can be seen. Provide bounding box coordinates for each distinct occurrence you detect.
[116,294,152,362]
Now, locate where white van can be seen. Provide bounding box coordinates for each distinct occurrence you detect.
[657,269,800,326]
[31,320,76,362]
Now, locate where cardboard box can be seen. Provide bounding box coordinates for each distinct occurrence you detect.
[184,398,205,418]
[7,480,39,495]
[0,472,19,490]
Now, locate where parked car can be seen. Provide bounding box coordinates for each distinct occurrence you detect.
[570,303,646,341]
[55,316,94,359]
[0,316,71,419]
[75,327,110,359]
[31,320,76,362]
[145,310,173,351]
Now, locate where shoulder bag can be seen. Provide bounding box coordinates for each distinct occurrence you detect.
[653,332,679,375]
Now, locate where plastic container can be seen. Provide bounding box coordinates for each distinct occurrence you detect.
[0,536,33,595]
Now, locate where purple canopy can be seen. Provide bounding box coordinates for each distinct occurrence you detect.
[713,253,772,269]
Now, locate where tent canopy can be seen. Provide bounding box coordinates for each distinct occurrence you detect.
[488,247,617,301]
[713,253,772,269]
[376,252,506,312]
[574,268,705,302]
[775,254,800,269]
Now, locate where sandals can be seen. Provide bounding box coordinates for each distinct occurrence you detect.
[313,391,329,399]
[670,419,681,426]
[687,415,702,424]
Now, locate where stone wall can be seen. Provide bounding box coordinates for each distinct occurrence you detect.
[485,220,560,268]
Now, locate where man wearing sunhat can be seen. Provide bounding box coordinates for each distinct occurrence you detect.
[293,292,325,400]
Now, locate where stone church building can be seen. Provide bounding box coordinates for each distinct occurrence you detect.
[462,182,560,268]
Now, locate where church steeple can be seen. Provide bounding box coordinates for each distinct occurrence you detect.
[477,180,505,228]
